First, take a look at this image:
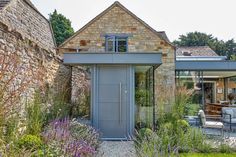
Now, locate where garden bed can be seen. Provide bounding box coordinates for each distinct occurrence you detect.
[0,91,100,157]
[134,87,236,157]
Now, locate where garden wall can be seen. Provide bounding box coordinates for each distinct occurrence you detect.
[0,0,73,105]
[0,21,71,105]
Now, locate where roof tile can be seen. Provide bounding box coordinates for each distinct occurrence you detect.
[176,46,218,57]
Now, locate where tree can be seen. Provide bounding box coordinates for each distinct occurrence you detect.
[49,10,74,46]
[173,32,216,47]
[173,31,236,59]
[224,39,236,59]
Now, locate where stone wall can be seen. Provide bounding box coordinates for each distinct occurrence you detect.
[59,3,176,113]
[0,0,55,52]
[0,21,71,105]
[0,0,72,106]
[155,50,175,113]
[71,66,90,105]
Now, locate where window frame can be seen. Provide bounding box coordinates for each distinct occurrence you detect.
[105,35,128,52]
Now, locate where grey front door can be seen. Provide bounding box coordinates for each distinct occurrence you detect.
[96,65,129,139]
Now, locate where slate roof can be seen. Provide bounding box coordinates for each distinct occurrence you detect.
[0,0,11,10]
[176,46,219,57]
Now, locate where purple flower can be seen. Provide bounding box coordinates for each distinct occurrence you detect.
[42,118,97,156]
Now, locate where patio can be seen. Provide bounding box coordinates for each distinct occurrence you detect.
[186,116,236,138]
[176,59,236,141]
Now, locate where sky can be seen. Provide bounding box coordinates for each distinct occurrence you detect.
[31,0,236,42]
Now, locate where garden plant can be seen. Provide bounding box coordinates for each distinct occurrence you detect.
[134,86,236,156]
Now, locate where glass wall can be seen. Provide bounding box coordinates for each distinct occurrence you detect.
[135,66,155,130]
[202,71,236,104]
[176,70,236,116]
[176,71,203,115]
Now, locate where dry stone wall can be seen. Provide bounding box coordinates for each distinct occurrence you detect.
[0,0,74,106]
[0,0,55,52]
[0,21,71,104]
[71,66,90,105]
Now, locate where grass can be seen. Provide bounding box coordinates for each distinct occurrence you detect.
[181,153,236,157]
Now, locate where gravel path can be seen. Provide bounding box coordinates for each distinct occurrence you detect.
[96,141,136,157]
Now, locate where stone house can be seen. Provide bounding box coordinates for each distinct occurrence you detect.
[1,0,236,140]
[60,1,236,140]
[59,1,175,139]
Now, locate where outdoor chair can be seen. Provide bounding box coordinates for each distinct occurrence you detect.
[222,107,236,131]
[198,110,224,136]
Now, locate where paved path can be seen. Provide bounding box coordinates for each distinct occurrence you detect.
[96,141,136,157]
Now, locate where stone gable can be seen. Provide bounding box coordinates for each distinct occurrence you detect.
[59,3,174,56]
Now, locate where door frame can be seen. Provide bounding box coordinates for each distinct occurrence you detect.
[91,65,135,140]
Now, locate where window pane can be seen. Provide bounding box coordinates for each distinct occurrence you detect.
[107,37,114,52]
[175,71,202,116]
[117,38,127,52]
[135,66,154,130]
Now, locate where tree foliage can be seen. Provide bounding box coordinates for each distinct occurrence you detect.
[173,31,236,60]
[49,10,74,46]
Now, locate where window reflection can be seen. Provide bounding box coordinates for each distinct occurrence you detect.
[176,70,236,116]
[135,66,154,130]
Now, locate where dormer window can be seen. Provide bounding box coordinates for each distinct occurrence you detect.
[105,35,128,52]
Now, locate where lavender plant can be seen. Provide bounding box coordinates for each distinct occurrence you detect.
[70,119,100,149]
[42,118,98,157]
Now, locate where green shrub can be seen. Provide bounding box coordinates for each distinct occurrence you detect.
[186,128,205,151]
[185,103,200,116]
[135,121,148,130]
[162,122,174,131]
[26,92,45,136]
[197,142,213,153]
[135,89,150,106]
[44,91,71,124]
[219,143,233,153]
[138,128,153,138]
[177,119,190,132]
[2,116,18,143]
[71,94,90,118]
[33,146,61,157]
[17,135,42,150]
